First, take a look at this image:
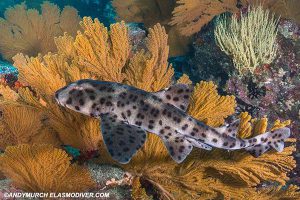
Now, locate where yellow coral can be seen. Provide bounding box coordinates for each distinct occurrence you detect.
[112,0,192,56]
[124,24,174,92]
[0,2,81,61]
[238,112,292,138]
[176,74,192,85]
[131,177,152,200]
[74,17,130,82]
[0,144,95,192]
[170,0,244,36]
[214,6,279,75]
[0,84,19,101]
[0,104,61,149]
[188,81,236,127]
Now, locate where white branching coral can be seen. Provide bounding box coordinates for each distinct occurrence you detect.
[214,6,279,75]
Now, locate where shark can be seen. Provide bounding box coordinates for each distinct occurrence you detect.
[55,79,291,164]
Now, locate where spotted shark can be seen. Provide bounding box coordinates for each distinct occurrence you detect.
[55,79,291,164]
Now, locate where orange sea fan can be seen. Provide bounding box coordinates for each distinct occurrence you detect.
[0,2,81,61]
[112,0,192,56]
[170,0,245,36]
[188,81,236,127]
[0,144,96,192]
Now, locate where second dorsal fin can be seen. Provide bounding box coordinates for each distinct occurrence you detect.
[153,84,193,111]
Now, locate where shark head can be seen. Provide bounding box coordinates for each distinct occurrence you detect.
[55,79,115,116]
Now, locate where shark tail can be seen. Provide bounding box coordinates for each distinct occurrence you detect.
[244,127,291,157]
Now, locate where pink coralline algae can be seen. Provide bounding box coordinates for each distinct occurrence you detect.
[226,18,300,136]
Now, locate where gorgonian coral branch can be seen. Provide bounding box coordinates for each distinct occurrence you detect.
[0,2,81,61]
[170,0,243,36]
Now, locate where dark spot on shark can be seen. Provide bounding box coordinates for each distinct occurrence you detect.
[182,124,188,130]
[116,131,123,135]
[135,121,142,126]
[179,145,185,153]
[106,101,113,106]
[66,98,72,104]
[166,95,171,100]
[79,99,85,106]
[212,138,218,143]
[85,88,95,94]
[167,112,172,118]
[137,113,144,119]
[75,106,80,111]
[148,125,154,129]
[223,142,228,146]
[177,89,183,94]
[173,97,179,101]
[119,140,126,146]
[100,98,105,104]
[193,128,199,132]
[229,143,236,148]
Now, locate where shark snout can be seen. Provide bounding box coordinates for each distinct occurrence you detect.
[54,85,70,106]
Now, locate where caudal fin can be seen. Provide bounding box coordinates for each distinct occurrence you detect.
[246,127,291,157]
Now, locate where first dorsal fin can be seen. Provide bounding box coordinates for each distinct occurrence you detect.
[153,84,193,111]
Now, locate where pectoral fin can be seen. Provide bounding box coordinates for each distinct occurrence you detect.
[100,113,147,164]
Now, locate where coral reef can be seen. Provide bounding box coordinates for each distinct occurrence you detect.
[215,6,279,75]
[0,17,298,199]
[226,18,300,135]
[182,16,235,87]
[112,0,191,56]
[0,2,81,61]
[0,144,95,192]
[170,0,245,36]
